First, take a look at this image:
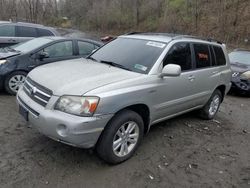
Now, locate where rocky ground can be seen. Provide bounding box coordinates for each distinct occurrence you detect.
[0,92,249,188]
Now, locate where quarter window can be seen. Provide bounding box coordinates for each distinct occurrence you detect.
[213,46,226,66]
[0,25,15,36]
[193,44,211,68]
[17,26,37,37]
[78,41,95,56]
[163,43,192,71]
[43,41,73,58]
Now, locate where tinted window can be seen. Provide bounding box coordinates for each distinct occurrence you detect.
[163,43,192,71]
[0,25,15,36]
[37,29,54,37]
[17,26,37,37]
[194,44,211,68]
[213,46,226,66]
[43,41,73,58]
[78,41,95,56]
[91,38,165,74]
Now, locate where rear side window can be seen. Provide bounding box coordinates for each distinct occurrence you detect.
[37,29,54,37]
[78,41,95,56]
[213,46,226,66]
[0,25,15,36]
[17,26,37,37]
[163,42,192,71]
[194,43,211,68]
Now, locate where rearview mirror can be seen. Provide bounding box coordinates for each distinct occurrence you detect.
[159,64,181,78]
[37,51,49,60]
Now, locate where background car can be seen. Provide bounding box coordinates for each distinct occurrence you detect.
[229,49,250,95]
[0,21,60,48]
[0,37,103,95]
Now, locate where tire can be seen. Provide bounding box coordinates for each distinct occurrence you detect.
[4,71,27,95]
[199,89,222,120]
[96,110,144,164]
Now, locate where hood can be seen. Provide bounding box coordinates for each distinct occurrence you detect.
[230,62,250,73]
[28,58,141,96]
[0,50,20,59]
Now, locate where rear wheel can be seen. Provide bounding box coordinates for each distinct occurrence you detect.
[96,110,144,164]
[199,89,222,120]
[4,71,27,95]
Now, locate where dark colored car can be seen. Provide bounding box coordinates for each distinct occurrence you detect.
[229,49,250,95]
[0,37,103,94]
[0,21,60,48]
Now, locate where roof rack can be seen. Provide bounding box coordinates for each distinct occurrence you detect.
[126,32,223,44]
[173,35,223,44]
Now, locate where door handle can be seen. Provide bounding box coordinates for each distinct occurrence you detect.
[188,75,195,81]
[212,71,219,74]
[8,39,16,42]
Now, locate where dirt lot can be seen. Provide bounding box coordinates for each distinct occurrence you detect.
[0,92,249,188]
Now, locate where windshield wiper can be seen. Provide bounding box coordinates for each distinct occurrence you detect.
[100,60,131,71]
[87,56,98,62]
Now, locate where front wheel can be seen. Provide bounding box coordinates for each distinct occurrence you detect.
[96,110,144,164]
[199,89,222,120]
[4,71,27,95]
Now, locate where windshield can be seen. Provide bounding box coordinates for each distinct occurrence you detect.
[229,51,250,65]
[12,38,53,53]
[90,37,166,74]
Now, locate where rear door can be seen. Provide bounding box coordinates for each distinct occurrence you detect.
[0,24,18,47]
[76,40,99,57]
[189,43,221,106]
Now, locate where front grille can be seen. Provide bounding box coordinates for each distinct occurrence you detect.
[23,77,53,107]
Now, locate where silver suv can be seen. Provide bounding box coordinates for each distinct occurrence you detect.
[0,21,59,48]
[17,33,232,164]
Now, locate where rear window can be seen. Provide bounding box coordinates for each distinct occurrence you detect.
[193,43,211,68]
[17,26,37,37]
[0,25,15,37]
[213,46,226,66]
[37,29,54,37]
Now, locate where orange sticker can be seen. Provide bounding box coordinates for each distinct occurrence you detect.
[198,53,208,60]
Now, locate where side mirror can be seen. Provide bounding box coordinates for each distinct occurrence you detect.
[37,51,49,60]
[159,64,181,78]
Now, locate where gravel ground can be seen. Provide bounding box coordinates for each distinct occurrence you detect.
[0,92,249,188]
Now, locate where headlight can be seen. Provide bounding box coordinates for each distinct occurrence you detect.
[241,71,250,79]
[232,72,239,77]
[0,59,7,65]
[55,96,99,116]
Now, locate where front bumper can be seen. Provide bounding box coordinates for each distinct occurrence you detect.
[231,77,250,94]
[17,88,113,148]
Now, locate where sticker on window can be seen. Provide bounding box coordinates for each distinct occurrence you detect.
[134,64,148,72]
[198,53,208,60]
[146,41,166,48]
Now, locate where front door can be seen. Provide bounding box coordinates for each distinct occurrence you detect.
[152,42,198,121]
[34,40,75,66]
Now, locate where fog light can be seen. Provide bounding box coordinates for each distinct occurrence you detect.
[56,124,68,137]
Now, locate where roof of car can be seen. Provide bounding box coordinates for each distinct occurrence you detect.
[121,32,223,45]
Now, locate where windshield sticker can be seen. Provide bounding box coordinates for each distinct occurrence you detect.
[134,64,148,72]
[146,41,166,48]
